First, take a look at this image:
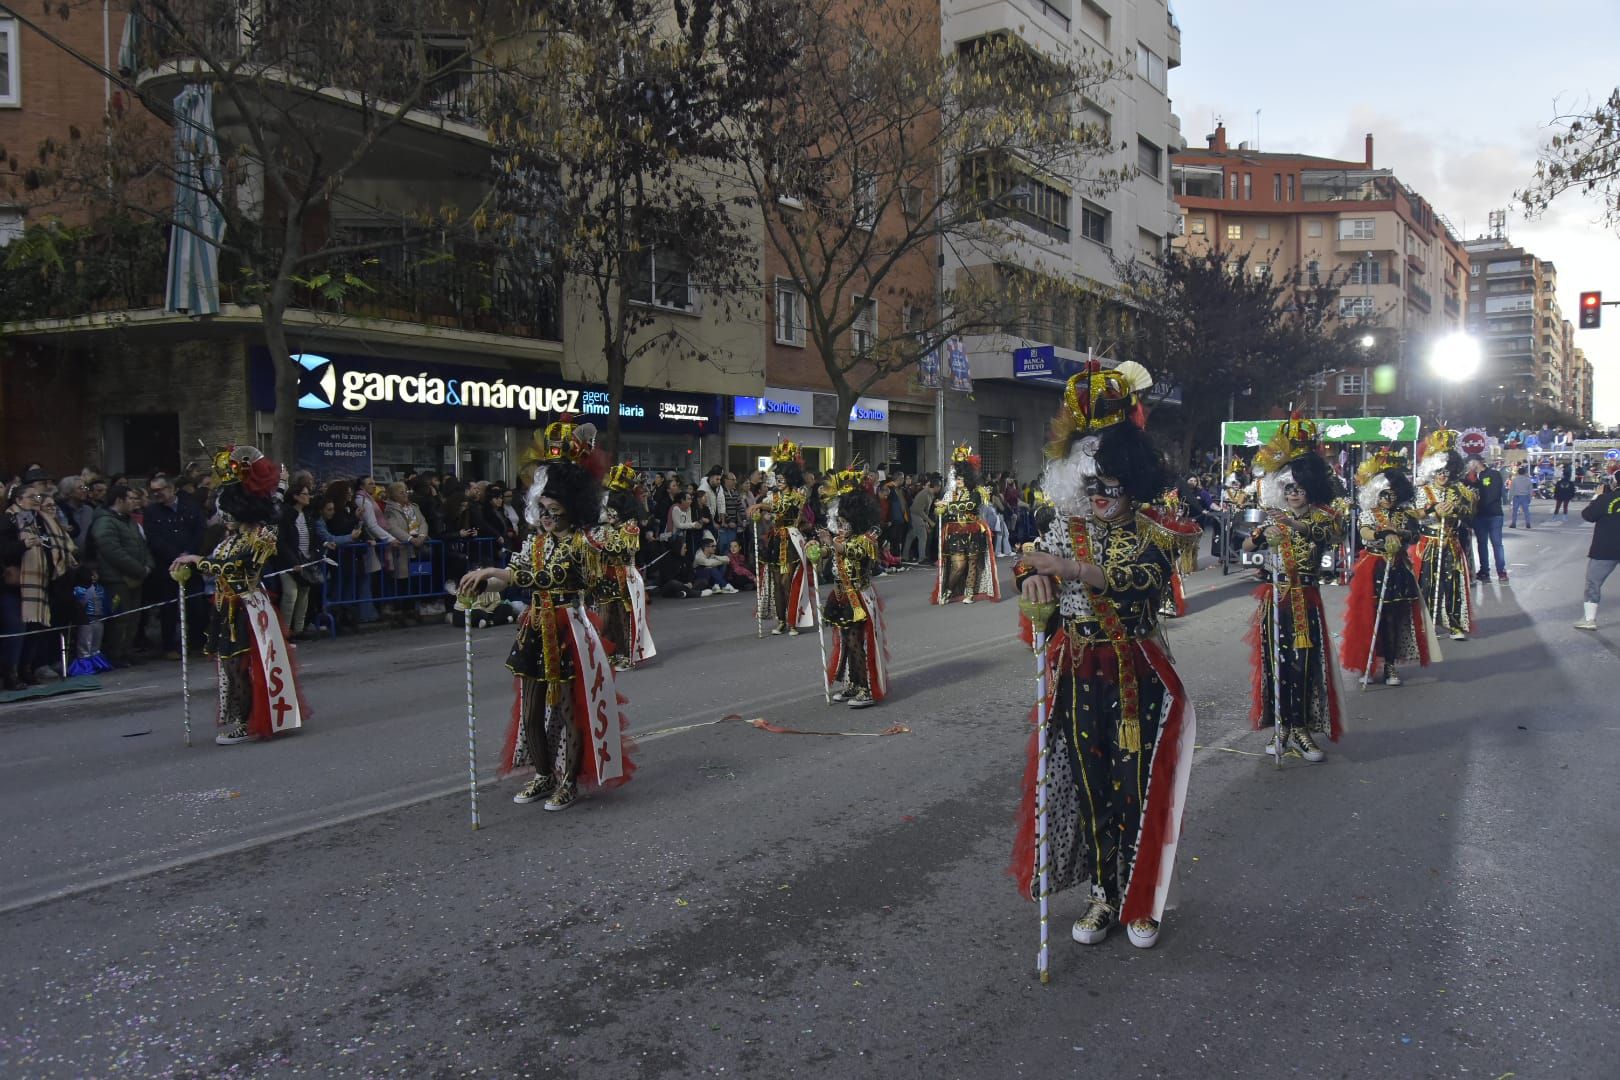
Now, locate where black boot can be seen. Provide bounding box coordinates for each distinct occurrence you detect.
[2,667,23,692]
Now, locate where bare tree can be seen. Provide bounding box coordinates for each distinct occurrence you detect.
[1518,89,1620,230]
[741,0,1128,457]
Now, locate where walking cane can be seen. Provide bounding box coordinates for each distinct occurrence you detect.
[752,521,765,639]
[172,566,193,747]
[1019,596,1058,984]
[1270,557,1285,769]
[1430,516,1447,636]
[1361,545,1394,690]
[457,595,480,831]
[809,556,832,704]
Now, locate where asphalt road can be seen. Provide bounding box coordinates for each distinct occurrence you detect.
[2,512,1616,1078]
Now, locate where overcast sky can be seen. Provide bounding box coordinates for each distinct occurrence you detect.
[1167,0,1620,426]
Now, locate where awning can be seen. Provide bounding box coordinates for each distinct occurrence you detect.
[164,83,225,316]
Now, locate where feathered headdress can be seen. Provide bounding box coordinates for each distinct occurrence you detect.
[605,460,637,492]
[210,444,279,499]
[1045,360,1154,460]
[770,438,802,466]
[1416,428,1464,483]
[950,443,982,471]
[1252,413,1319,477]
[1355,446,1409,488]
[821,460,866,499]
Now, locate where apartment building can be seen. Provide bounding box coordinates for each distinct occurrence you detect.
[1171,125,1469,417]
[940,0,1185,475]
[0,7,760,478]
[1461,239,1590,423]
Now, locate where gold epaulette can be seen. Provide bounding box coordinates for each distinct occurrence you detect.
[1136,508,1200,556]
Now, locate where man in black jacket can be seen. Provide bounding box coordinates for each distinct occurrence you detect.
[1575,472,1620,630]
[1465,456,1507,582]
[143,476,206,659]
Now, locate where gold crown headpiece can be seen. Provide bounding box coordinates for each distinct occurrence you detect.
[522,417,598,469]
[209,444,279,498]
[1045,360,1155,459]
[1424,428,1460,456]
[1355,446,1409,487]
[770,438,801,465]
[605,461,637,492]
[951,443,977,465]
[822,459,866,498]
[1253,413,1320,475]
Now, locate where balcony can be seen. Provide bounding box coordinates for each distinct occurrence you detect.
[1406,280,1432,313]
[1444,295,1460,317]
[0,219,560,343]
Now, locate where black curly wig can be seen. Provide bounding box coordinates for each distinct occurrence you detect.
[1383,468,1416,507]
[217,483,278,526]
[606,489,640,524]
[951,461,980,491]
[531,461,602,529]
[1283,451,1338,507]
[1094,423,1173,504]
[833,488,879,536]
[772,460,806,489]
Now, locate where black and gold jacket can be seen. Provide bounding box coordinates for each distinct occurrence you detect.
[1250,505,1341,586]
[510,530,602,605]
[1015,510,1191,643]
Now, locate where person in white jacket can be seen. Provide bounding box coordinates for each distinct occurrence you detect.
[692,534,735,596]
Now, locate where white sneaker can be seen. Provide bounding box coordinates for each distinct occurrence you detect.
[700,588,714,597]
[722,584,738,593]
[1574,618,1598,631]
[1265,736,1285,757]
[214,726,252,746]
[1449,629,1467,641]
[1126,918,1160,949]
[1071,901,1113,945]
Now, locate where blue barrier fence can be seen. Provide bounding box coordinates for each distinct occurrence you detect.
[311,537,511,635]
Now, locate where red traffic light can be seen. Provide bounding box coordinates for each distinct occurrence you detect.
[1580,291,1602,329]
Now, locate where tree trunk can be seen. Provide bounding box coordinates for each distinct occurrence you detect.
[604,339,626,460]
[833,386,857,465]
[264,302,297,463]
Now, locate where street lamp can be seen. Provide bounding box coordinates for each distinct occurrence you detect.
[1429,332,1482,422]
[1358,334,1376,414]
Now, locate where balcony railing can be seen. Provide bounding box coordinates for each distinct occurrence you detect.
[0,222,560,341]
[1406,281,1432,312]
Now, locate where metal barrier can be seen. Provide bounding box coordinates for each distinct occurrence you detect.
[312,537,511,636]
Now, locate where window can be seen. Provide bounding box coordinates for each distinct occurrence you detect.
[1080,201,1108,245]
[1135,44,1165,91]
[853,171,877,231]
[1470,264,1481,276]
[774,279,805,346]
[901,185,923,221]
[962,153,1070,241]
[1080,99,1111,142]
[1307,221,1323,238]
[1255,223,1270,240]
[1273,175,1282,201]
[1189,217,1207,235]
[0,16,18,107]
[1229,173,1240,200]
[1469,283,1479,292]
[1306,260,1320,285]
[1136,137,1161,180]
[1348,259,1381,285]
[852,296,877,355]
[1243,174,1253,201]
[0,208,22,246]
[1139,227,1162,256]
[1079,0,1110,45]
[1339,296,1375,318]
[1339,218,1375,240]
[1338,373,1365,396]
[627,249,695,312]
[902,304,925,334]
[1226,223,1242,241]
[1252,262,1271,280]
[1287,175,1296,201]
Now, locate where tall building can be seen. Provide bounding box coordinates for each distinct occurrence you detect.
[1461,238,1585,422]
[941,0,1185,475]
[1172,125,1469,417]
[1,8,757,478]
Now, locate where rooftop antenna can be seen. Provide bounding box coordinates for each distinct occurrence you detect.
[1488,209,1506,240]
[1255,109,1261,152]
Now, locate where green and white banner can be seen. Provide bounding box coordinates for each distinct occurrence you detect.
[1221,415,1421,447]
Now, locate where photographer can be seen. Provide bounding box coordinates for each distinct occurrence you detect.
[1574,470,1620,631]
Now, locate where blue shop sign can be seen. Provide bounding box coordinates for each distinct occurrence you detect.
[732,396,802,419]
[251,350,719,434]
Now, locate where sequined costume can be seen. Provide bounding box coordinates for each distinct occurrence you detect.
[593,470,655,670]
[756,460,816,634]
[811,472,890,707]
[1012,508,1198,925]
[1245,506,1346,741]
[501,528,634,795]
[191,446,307,743]
[1413,479,1475,637]
[933,445,1000,604]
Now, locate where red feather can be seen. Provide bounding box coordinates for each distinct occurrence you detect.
[242,457,280,498]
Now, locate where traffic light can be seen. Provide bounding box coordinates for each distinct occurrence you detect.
[1580,291,1602,329]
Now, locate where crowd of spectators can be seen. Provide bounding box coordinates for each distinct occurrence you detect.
[3,458,1053,687]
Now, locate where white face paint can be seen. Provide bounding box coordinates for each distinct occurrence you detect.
[1088,475,1129,522]
[1284,482,1309,511]
[536,496,567,534]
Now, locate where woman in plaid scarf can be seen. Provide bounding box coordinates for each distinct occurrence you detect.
[2,469,78,689]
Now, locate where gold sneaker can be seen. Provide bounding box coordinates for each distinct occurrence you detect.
[1071,900,1114,945]
[542,782,578,812]
[513,775,556,804]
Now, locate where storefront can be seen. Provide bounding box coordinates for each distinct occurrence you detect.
[726,387,892,476]
[250,350,723,484]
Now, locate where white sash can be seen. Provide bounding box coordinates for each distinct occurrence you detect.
[241,589,302,733]
[625,565,657,661]
[564,605,625,784]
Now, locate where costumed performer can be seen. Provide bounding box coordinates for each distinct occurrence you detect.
[1240,417,1344,763]
[933,444,1000,604]
[1012,359,1199,951]
[809,464,889,709]
[169,446,308,746]
[1413,429,1475,641]
[1154,488,1192,618]
[458,420,635,812]
[1341,448,1430,687]
[593,461,655,671]
[749,439,816,636]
